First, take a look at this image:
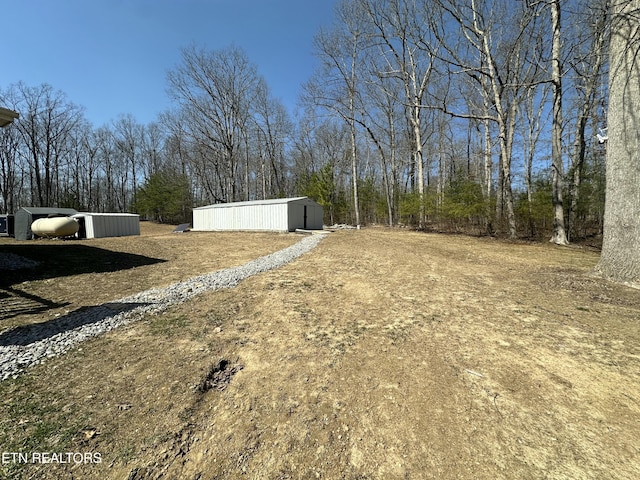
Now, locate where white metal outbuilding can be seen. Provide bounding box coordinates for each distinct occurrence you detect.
[192,197,323,232]
[73,213,140,239]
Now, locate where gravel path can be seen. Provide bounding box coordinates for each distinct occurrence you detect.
[0,233,326,381]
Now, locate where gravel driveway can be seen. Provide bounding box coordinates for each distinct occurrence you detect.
[0,233,326,381]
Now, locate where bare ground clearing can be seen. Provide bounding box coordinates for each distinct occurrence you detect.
[0,223,299,330]
[0,225,639,479]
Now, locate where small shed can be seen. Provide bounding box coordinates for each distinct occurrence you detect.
[72,213,140,239]
[14,207,78,240]
[192,197,323,232]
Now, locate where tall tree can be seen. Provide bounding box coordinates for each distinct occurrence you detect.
[95,125,120,211]
[141,121,166,181]
[360,0,440,229]
[292,114,350,224]
[0,124,21,213]
[549,0,569,244]
[520,83,551,237]
[113,114,143,210]
[362,72,404,225]
[436,0,544,237]
[308,0,371,226]
[135,169,192,224]
[167,45,261,203]
[5,82,83,207]
[565,0,610,240]
[595,0,640,286]
[253,79,291,199]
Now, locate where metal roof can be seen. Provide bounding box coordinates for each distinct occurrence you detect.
[17,207,78,215]
[193,197,314,210]
[75,212,139,217]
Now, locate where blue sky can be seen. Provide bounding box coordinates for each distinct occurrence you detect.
[1,0,338,127]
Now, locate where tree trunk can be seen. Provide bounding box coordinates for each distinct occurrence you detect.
[476,4,516,238]
[595,0,640,287]
[568,111,588,240]
[567,0,609,241]
[550,0,569,245]
[483,114,493,234]
[413,103,425,229]
[350,115,361,227]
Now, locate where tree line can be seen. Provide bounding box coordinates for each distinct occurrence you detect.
[304,0,610,242]
[0,0,610,241]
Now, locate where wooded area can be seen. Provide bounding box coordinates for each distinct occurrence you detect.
[0,0,616,241]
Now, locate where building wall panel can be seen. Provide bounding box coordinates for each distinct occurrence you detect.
[76,213,140,239]
[192,197,323,232]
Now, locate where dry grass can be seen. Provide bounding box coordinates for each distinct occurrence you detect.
[0,222,299,329]
[1,225,639,479]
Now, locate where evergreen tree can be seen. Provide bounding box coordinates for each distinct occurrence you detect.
[135,170,192,224]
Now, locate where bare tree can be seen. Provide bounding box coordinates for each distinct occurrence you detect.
[0,123,22,213]
[307,0,374,226]
[80,125,101,211]
[363,72,404,225]
[61,120,94,209]
[5,82,83,207]
[565,0,610,240]
[549,0,569,244]
[167,45,261,203]
[520,83,551,237]
[292,112,350,224]
[253,79,292,199]
[113,114,144,210]
[359,0,441,229]
[94,125,121,211]
[141,121,166,181]
[436,0,544,237]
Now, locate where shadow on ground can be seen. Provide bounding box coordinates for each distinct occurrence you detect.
[0,286,71,321]
[0,243,166,286]
[0,243,164,320]
[0,301,147,346]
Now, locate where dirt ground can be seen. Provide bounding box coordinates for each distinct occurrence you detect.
[1,225,639,479]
